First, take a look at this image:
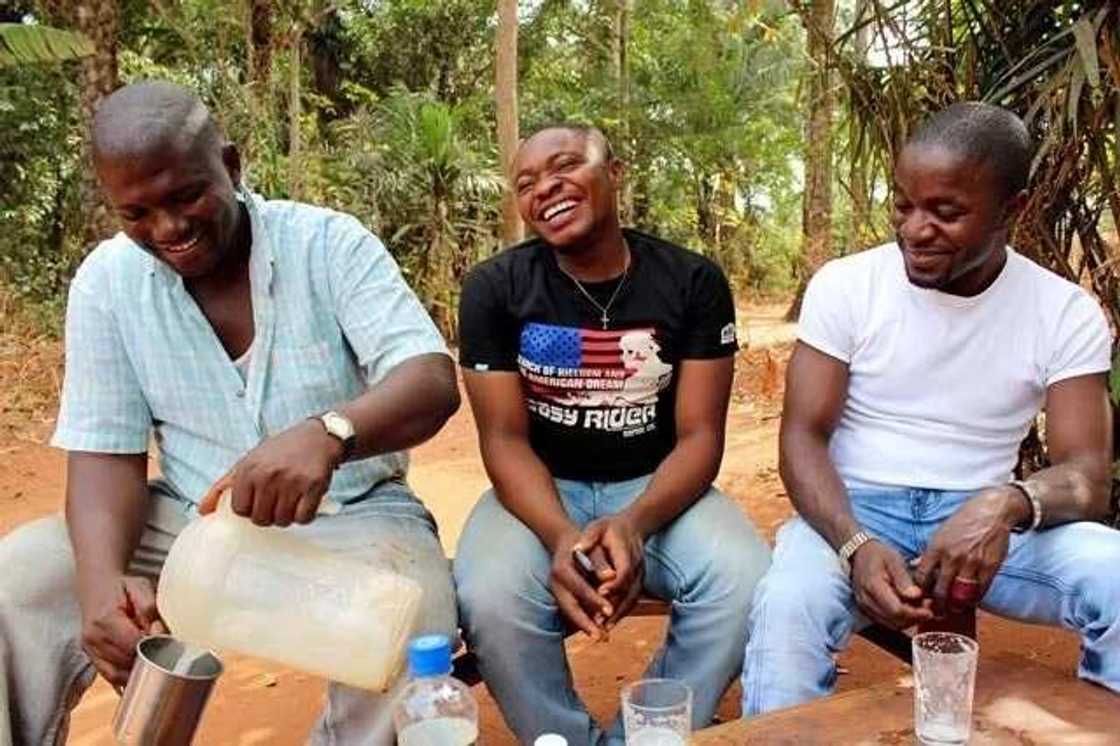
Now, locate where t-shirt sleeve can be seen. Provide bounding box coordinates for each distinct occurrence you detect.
[458,263,520,371]
[1045,289,1112,386]
[797,260,855,363]
[51,265,152,453]
[327,216,449,386]
[679,260,739,358]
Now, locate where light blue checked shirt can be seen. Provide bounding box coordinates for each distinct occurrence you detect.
[52,191,449,508]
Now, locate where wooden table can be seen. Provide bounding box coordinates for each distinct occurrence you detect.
[696,652,1118,744]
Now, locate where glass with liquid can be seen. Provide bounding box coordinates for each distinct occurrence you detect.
[622,678,691,745]
[912,632,978,745]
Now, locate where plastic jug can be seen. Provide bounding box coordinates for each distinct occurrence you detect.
[156,497,422,691]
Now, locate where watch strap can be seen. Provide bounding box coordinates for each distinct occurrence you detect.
[837,529,875,574]
[313,411,356,462]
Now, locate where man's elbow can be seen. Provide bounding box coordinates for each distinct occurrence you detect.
[778,422,820,489]
[1071,454,1113,522]
[426,356,461,428]
[1086,468,1114,522]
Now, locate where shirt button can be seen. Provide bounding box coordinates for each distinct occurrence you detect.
[236,389,246,398]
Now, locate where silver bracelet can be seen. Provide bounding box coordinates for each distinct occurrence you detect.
[1008,479,1044,532]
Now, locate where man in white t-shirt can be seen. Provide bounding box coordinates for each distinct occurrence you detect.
[740,102,1120,714]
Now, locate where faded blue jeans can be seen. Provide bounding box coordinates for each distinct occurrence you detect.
[453,475,771,745]
[741,487,1120,715]
[0,479,456,746]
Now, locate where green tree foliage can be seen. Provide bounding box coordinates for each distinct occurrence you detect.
[0,0,813,328]
[0,35,82,311]
[0,22,93,65]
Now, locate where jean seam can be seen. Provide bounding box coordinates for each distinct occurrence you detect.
[745,602,765,716]
[643,546,688,601]
[989,564,1084,627]
[993,565,1074,596]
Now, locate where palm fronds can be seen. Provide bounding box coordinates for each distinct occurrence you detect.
[0,23,93,66]
[838,1,1119,323]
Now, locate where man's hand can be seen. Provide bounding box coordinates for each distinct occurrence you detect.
[80,575,166,688]
[199,419,342,526]
[578,514,646,630]
[850,540,933,630]
[913,487,1026,613]
[549,528,614,640]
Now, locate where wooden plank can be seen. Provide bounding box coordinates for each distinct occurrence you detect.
[696,652,1119,744]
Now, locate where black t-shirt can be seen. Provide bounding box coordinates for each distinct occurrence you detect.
[458,228,738,482]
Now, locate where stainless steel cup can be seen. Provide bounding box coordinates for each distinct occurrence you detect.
[112,635,223,746]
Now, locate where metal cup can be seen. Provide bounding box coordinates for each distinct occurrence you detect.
[112,635,223,746]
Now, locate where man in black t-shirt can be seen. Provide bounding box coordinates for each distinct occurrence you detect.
[454,125,771,744]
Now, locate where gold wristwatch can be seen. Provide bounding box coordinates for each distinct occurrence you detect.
[838,529,875,576]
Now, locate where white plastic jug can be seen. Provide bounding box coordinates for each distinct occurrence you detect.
[157,497,423,691]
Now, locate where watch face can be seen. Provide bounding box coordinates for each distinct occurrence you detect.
[322,411,355,440]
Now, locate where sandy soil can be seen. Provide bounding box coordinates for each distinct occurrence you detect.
[0,303,1080,744]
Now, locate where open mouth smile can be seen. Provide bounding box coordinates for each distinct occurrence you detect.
[540,199,579,224]
[160,233,201,255]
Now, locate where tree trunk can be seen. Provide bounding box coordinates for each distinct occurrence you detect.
[495,0,522,245]
[788,0,835,320]
[244,0,273,170]
[61,0,120,248]
[849,0,872,248]
[288,26,303,199]
[611,0,631,220]
[248,0,272,90]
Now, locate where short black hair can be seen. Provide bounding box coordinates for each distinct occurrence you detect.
[92,80,223,163]
[520,123,615,161]
[906,102,1032,197]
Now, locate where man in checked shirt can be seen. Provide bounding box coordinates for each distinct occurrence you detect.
[0,81,459,745]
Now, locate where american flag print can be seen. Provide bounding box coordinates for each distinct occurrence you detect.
[517,323,672,433]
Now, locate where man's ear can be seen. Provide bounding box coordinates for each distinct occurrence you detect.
[222,143,242,186]
[1000,188,1029,227]
[607,156,624,192]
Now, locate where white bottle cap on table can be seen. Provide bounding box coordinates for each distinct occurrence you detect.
[534,735,568,746]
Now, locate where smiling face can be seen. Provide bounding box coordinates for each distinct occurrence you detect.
[512,128,622,252]
[892,142,1023,295]
[95,135,245,279]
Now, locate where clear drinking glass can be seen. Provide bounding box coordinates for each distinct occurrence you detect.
[621,678,692,746]
[912,632,979,745]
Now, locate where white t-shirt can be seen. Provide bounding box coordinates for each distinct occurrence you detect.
[799,243,1112,491]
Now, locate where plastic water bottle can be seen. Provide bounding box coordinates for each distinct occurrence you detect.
[394,635,479,745]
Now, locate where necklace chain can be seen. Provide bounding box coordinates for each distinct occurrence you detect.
[559,242,630,330]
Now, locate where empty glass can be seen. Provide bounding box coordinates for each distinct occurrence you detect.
[912,632,979,745]
[621,678,691,745]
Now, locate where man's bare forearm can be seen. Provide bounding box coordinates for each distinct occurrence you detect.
[622,430,721,538]
[337,353,460,460]
[480,433,576,551]
[1016,454,1112,525]
[66,452,150,602]
[780,424,862,550]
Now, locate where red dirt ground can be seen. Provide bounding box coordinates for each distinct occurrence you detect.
[0,305,1081,744]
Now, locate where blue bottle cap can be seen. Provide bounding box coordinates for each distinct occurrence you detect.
[408,634,452,677]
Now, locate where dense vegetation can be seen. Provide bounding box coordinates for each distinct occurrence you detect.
[0,0,813,332]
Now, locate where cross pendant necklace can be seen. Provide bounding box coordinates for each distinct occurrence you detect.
[562,251,630,330]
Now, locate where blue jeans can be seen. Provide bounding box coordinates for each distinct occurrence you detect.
[741,487,1120,715]
[453,475,771,745]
